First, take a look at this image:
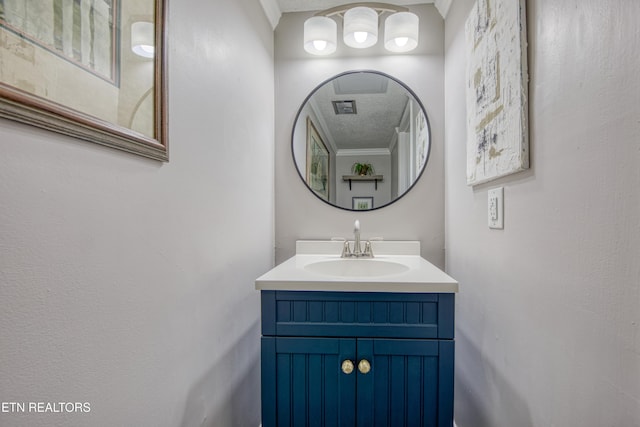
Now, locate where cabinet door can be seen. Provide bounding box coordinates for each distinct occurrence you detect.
[262,337,356,427]
[356,339,454,427]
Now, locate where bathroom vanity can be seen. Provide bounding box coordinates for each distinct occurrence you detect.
[256,241,458,427]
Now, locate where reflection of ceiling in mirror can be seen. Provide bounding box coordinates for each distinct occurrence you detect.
[309,74,410,151]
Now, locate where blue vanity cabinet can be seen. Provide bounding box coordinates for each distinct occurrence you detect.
[261,291,455,427]
[261,336,357,426]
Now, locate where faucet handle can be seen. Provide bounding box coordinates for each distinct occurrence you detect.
[363,241,374,258]
[341,241,352,258]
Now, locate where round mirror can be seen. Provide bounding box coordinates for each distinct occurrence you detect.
[292,70,431,211]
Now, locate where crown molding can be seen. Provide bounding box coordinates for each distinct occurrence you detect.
[434,0,453,19]
[336,148,391,156]
[260,0,282,30]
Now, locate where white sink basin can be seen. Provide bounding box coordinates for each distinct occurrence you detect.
[304,258,410,277]
[255,241,459,293]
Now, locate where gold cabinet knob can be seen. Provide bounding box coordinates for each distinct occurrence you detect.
[358,359,371,374]
[341,359,355,375]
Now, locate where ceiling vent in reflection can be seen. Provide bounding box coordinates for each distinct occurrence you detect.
[332,100,357,115]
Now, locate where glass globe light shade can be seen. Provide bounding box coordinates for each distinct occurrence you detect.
[343,6,378,49]
[131,21,155,58]
[304,16,337,55]
[384,12,419,53]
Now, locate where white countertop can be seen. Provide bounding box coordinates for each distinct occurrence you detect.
[255,241,458,293]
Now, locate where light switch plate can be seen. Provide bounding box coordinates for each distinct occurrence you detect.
[488,187,504,229]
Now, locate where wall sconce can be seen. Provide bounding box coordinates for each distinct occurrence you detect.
[303,2,419,55]
[131,21,155,58]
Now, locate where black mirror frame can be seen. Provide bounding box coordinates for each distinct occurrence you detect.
[291,69,432,212]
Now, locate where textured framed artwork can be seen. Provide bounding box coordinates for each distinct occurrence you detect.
[465,0,529,185]
[0,0,168,161]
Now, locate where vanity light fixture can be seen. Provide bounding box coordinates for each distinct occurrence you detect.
[131,21,155,58]
[304,16,337,55]
[384,11,419,52]
[343,6,378,48]
[303,2,419,55]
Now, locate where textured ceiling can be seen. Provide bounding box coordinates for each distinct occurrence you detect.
[276,0,433,13]
[308,72,413,151]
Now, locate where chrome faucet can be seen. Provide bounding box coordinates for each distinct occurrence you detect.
[341,220,374,258]
[353,219,362,256]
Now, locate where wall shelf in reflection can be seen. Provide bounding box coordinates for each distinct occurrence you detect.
[342,175,384,190]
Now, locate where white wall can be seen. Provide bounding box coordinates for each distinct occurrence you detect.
[445,1,640,426]
[275,5,446,266]
[335,152,391,209]
[0,0,274,426]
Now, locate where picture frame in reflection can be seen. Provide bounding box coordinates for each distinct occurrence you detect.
[352,197,373,210]
[306,117,329,201]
